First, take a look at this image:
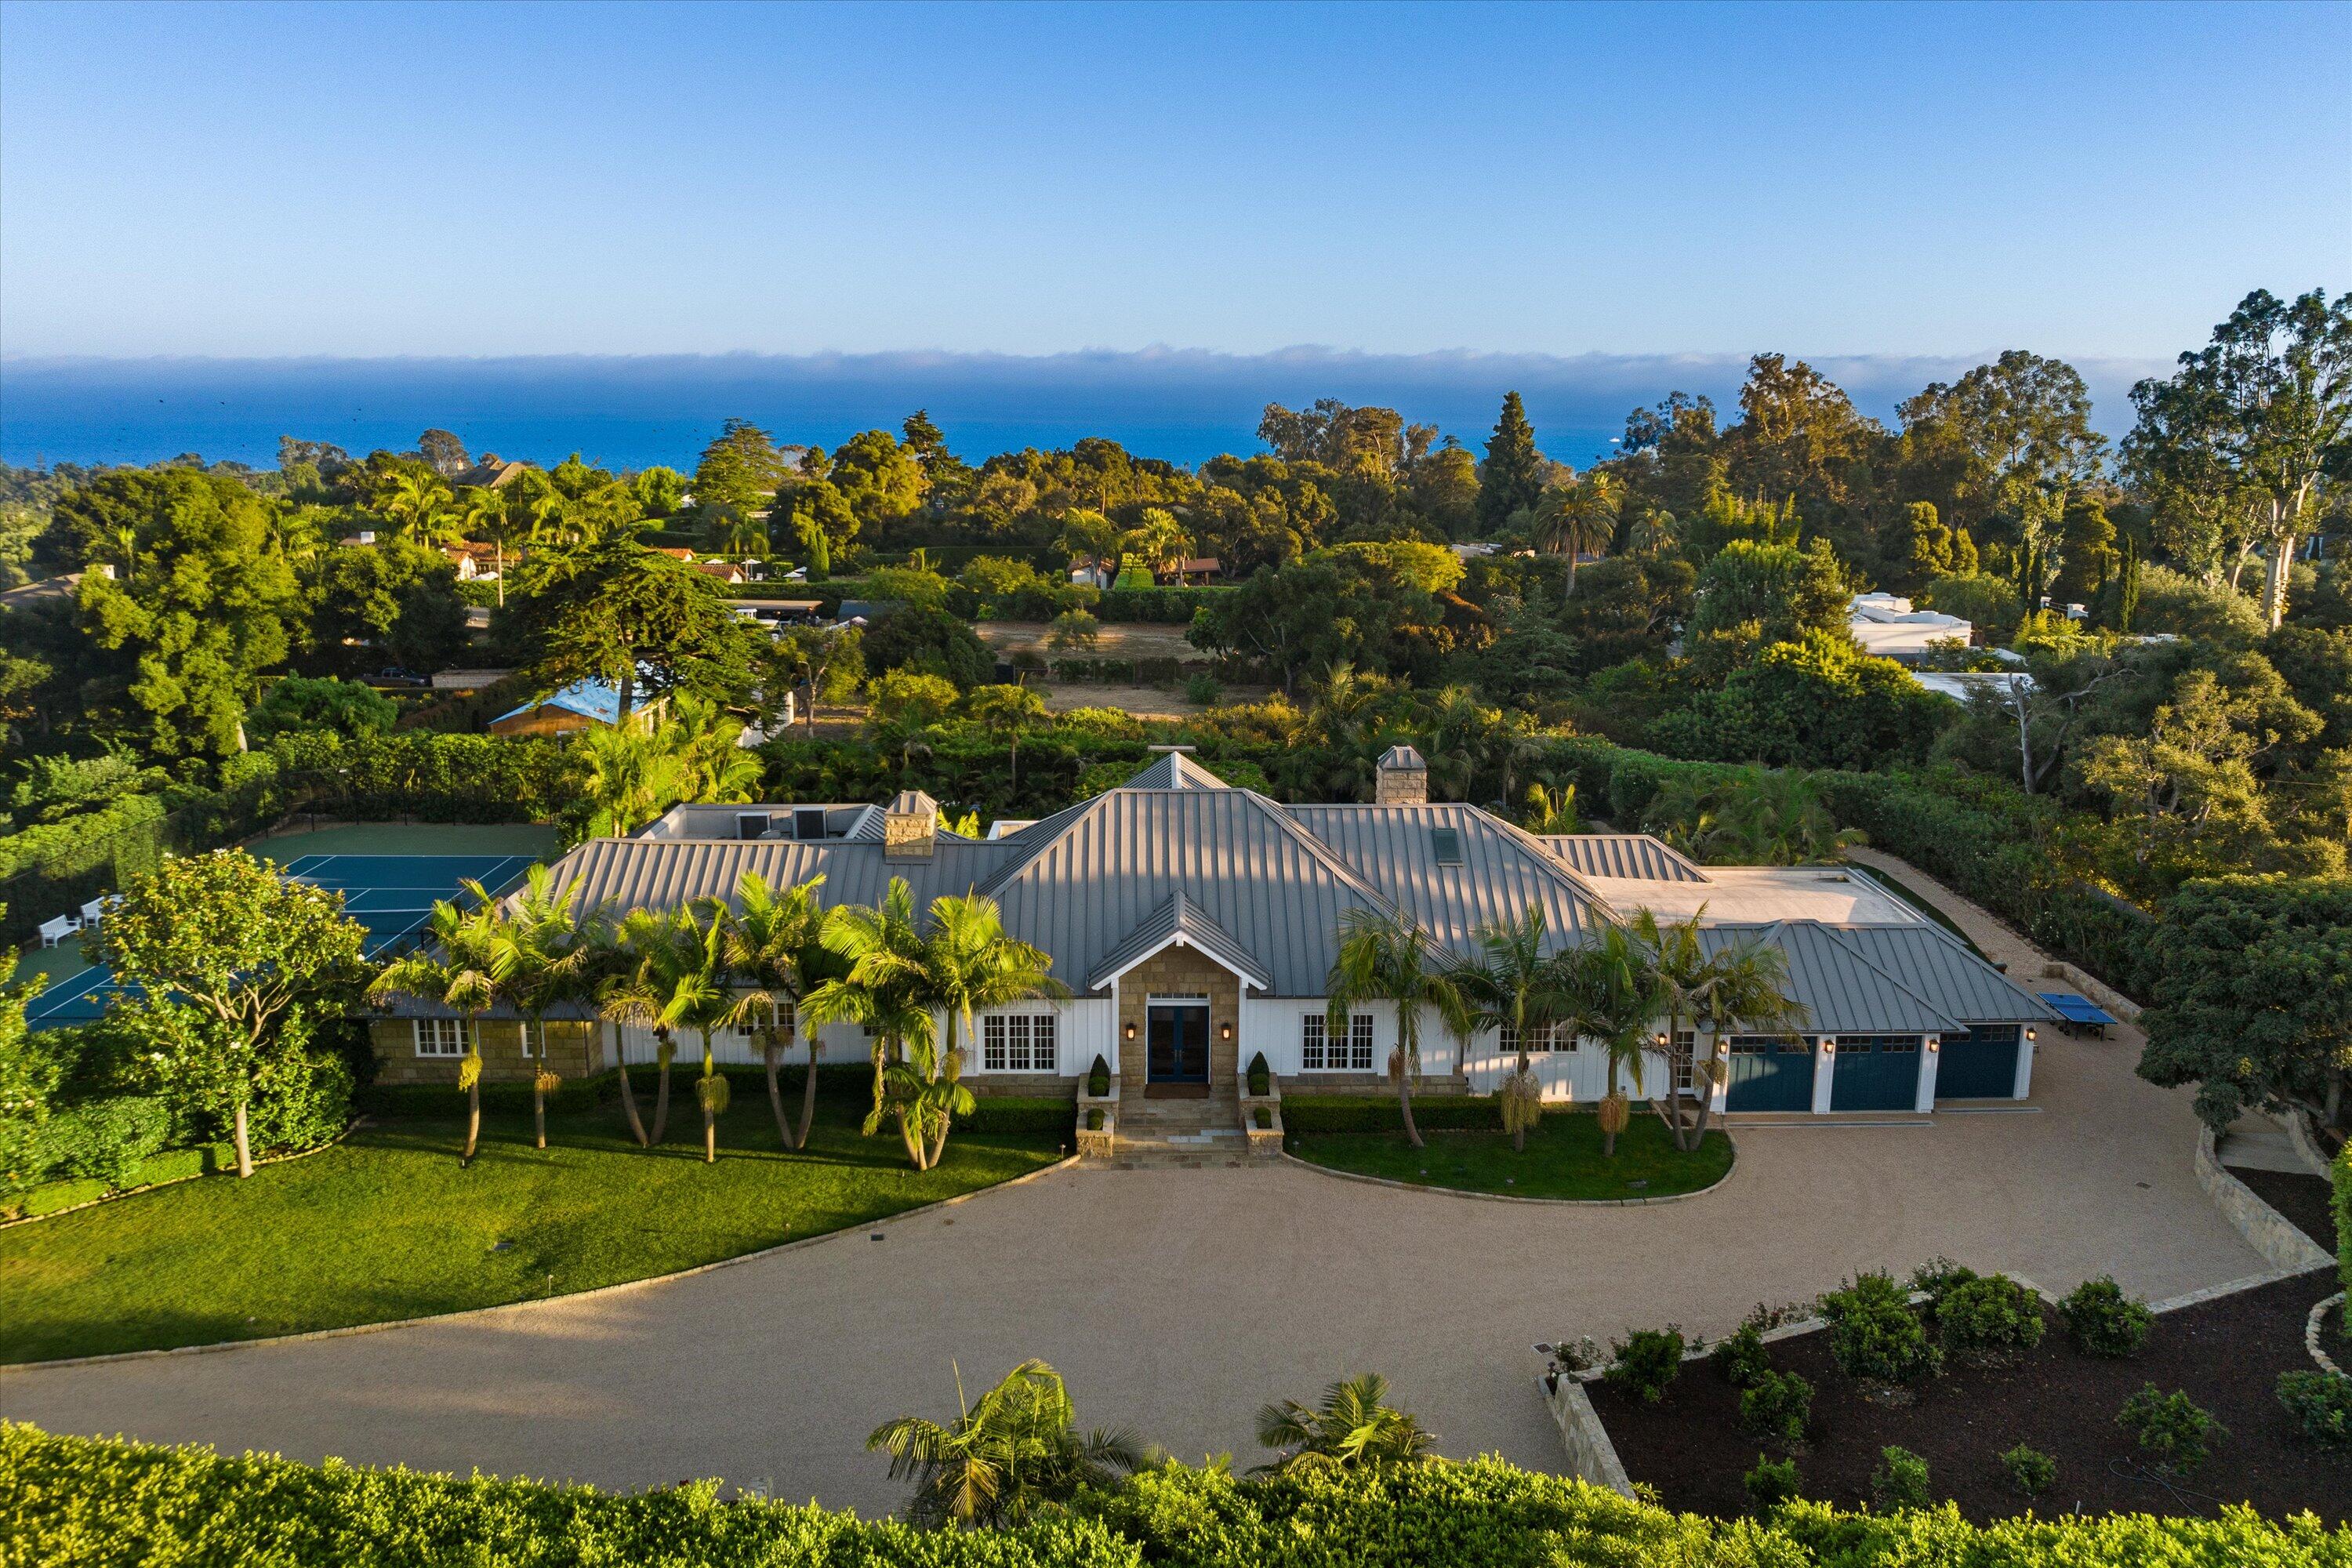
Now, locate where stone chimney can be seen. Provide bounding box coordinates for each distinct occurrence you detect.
[884,789,939,861]
[1374,744,1428,806]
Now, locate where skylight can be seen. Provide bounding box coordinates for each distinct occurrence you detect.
[1431,826,1464,865]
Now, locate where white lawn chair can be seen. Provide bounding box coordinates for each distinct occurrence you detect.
[38,915,77,948]
[79,897,108,930]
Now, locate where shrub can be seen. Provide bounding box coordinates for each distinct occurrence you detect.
[1999,1443,2056,1497]
[1737,1369,1813,1446]
[1278,1094,1499,1134]
[1084,1108,1103,1132]
[1184,673,1222,706]
[1253,1106,1271,1130]
[1086,1056,1111,1097]
[1246,1053,1270,1097]
[44,1095,173,1190]
[1743,1453,1802,1512]
[2118,1385,2224,1475]
[1820,1271,1940,1385]
[2059,1276,2154,1358]
[1909,1257,1977,1308]
[2275,1370,2352,1446]
[1711,1321,1770,1388]
[1602,1327,1685,1404]
[1936,1273,2045,1365]
[1870,1446,1931,1510]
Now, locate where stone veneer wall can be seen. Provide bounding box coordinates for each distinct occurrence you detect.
[1116,947,1241,1095]
[368,1018,602,1085]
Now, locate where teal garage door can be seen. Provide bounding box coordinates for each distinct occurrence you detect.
[1936,1023,2020,1100]
[1725,1035,1816,1111]
[1829,1035,1922,1112]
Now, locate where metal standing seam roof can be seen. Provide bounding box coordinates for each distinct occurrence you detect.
[1121,752,1232,790]
[1700,921,1965,1036]
[1831,925,2064,1025]
[1543,834,1711,884]
[494,678,627,727]
[542,835,1021,921]
[1285,803,1603,958]
[1085,891,1272,992]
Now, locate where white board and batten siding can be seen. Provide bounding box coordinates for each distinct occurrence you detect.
[615,998,1113,1078]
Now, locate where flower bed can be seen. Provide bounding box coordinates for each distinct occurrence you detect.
[1588,1272,2347,1523]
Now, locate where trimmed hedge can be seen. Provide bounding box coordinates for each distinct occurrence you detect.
[4,1142,240,1220]
[3,1424,2340,1568]
[1279,1094,1501,1134]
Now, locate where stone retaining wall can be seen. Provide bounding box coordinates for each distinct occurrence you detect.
[2196,1124,2332,1274]
[1541,1377,1634,1497]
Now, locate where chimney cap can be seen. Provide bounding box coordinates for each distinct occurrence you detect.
[1377,744,1426,771]
[888,789,938,815]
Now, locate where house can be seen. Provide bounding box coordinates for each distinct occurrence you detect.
[648,546,699,562]
[695,559,753,585]
[486,678,666,739]
[371,750,2057,1117]
[441,542,503,581]
[1849,592,1973,662]
[1154,557,1221,584]
[451,456,530,490]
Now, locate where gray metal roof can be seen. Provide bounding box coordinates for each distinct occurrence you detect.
[1544,834,1711,884]
[1086,891,1271,992]
[1829,925,2063,1025]
[1122,752,1229,790]
[1286,803,1602,958]
[973,784,1393,995]
[1700,921,1964,1036]
[543,836,1021,923]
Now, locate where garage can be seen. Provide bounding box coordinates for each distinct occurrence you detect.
[1936,1022,2021,1100]
[1828,1034,1922,1112]
[1724,1034,1817,1112]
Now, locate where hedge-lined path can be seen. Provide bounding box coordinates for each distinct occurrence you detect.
[0,1004,2261,1518]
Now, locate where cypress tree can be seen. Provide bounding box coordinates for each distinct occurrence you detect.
[1476,391,1545,535]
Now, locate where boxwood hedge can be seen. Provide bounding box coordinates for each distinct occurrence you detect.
[3,1424,2340,1568]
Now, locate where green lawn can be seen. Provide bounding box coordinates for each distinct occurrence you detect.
[1289,1111,1732,1201]
[0,1097,1062,1364]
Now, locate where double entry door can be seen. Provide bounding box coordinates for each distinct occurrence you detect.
[1146,1001,1210,1083]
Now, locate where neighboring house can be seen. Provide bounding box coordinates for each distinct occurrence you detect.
[1154,557,1221,584]
[695,559,752,585]
[451,456,530,490]
[485,678,666,739]
[372,749,2056,1116]
[1912,670,2034,706]
[1849,592,1973,662]
[834,599,899,624]
[727,597,826,631]
[441,542,503,581]
[648,546,699,562]
[430,667,515,691]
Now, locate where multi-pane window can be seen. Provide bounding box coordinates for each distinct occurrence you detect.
[982,1012,1058,1073]
[1671,1029,1696,1094]
[1500,1022,1575,1054]
[1302,1012,1374,1071]
[414,1018,470,1058]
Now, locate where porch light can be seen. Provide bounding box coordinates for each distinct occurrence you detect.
[1653,1032,1667,1047]
[1821,1040,1835,1054]
[1926,1038,1940,1053]
[1219,1022,1232,1041]
[1123,1022,1136,1042]
[2025,1028,2038,1042]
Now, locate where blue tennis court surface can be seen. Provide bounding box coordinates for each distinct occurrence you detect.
[24,852,537,1030]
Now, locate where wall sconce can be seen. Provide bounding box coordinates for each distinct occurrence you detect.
[1821,1040,1836,1054]
[2025,1028,2038,1043]
[1123,1022,1136,1042]
[1926,1037,1940,1054]
[1653,1032,1668,1047]
[1219,1022,1232,1042]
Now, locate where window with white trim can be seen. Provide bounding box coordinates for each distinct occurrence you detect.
[1302,1012,1374,1071]
[1501,1022,1575,1054]
[519,1022,544,1058]
[982,1012,1058,1073]
[1671,1029,1696,1094]
[414,1018,470,1058]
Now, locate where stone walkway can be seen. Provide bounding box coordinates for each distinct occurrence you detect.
[0,855,2267,1517]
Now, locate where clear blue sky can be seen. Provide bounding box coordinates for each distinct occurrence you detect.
[2,0,2345,362]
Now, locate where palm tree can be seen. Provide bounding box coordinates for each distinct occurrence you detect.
[455,485,511,606]
[1440,906,1562,1152]
[671,899,739,1163]
[722,871,833,1149]
[868,1359,1148,1529]
[1324,909,1468,1150]
[1530,474,1621,593]
[1703,769,1869,866]
[1254,1373,1434,1475]
[379,468,456,545]
[1686,933,1807,1144]
[1551,925,1655,1158]
[913,891,1064,1168]
[578,724,681,838]
[664,692,764,804]
[960,684,1050,793]
[1521,780,1579,836]
[483,865,596,1151]
[368,892,499,1163]
[602,906,705,1144]
[1625,907,1715,1152]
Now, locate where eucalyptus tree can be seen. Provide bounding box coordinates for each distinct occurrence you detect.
[722,872,833,1149]
[1324,908,1469,1149]
[369,888,501,1164]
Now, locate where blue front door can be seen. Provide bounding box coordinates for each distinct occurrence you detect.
[1936,1024,2020,1100]
[1724,1035,1816,1112]
[1829,1035,1922,1111]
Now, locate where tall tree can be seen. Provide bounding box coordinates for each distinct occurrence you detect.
[513,535,758,718]
[371,892,502,1163]
[1441,906,1562,1152]
[723,873,834,1150]
[100,851,369,1177]
[1324,909,1469,1149]
[689,419,791,530]
[484,865,597,1151]
[1475,392,1545,535]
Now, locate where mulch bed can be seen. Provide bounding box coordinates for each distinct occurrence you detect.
[1588,1271,2348,1523]
[2228,1163,2341,1256]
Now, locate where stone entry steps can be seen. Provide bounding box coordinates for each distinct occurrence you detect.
[1102,1094,1268,1169]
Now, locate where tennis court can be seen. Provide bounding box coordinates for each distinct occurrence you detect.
[24,851,538,1029]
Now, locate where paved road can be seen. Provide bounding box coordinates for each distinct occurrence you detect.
[0,1000,2262,1517]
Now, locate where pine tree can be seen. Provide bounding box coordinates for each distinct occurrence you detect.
[1476,391,1545,535]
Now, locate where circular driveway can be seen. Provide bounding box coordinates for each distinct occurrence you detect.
[0,1029,2265,1516]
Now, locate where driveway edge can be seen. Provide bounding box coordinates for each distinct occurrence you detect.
[1277,1137,1737,1207]
[0,1153,1081,1374]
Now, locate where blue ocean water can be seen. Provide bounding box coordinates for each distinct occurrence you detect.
[0,353,1668,474]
